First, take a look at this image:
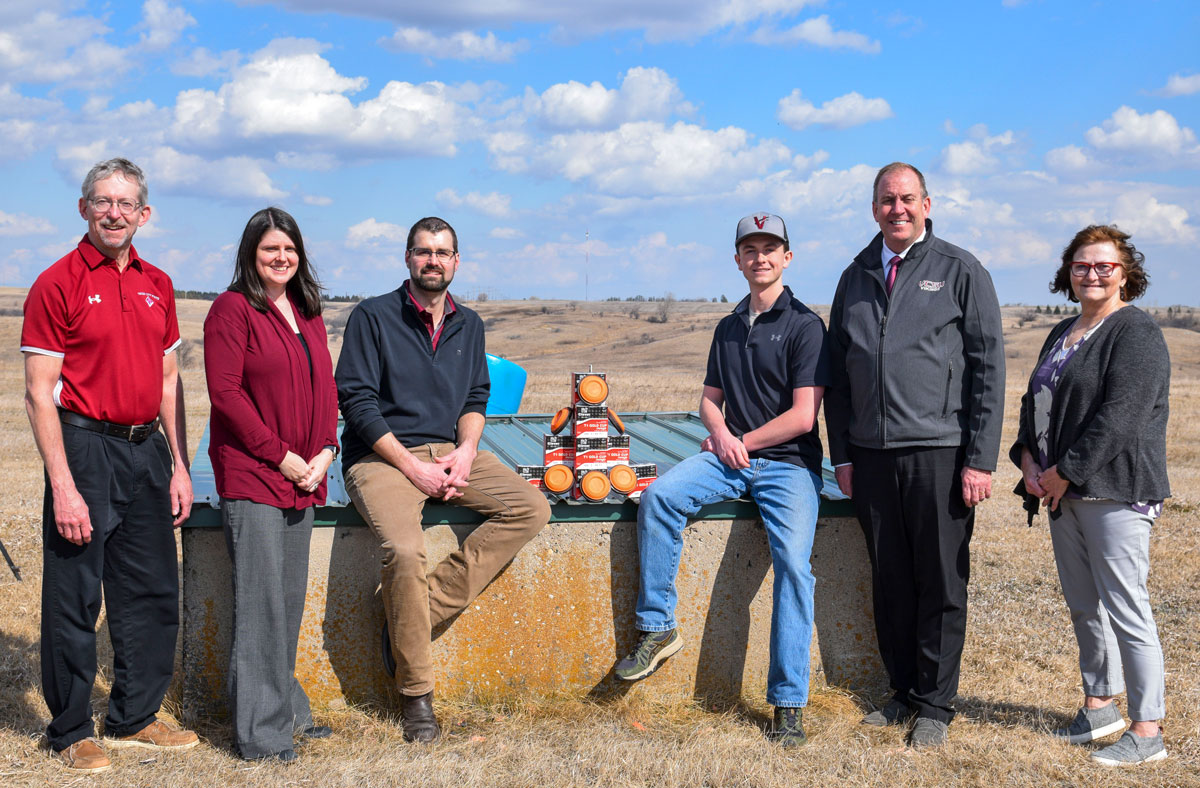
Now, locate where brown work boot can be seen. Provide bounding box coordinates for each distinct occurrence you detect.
[401,691,441,743]
[55,738,112,773]
[104,719,200,750]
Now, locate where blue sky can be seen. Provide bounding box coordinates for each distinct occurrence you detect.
[2,0,1198,304]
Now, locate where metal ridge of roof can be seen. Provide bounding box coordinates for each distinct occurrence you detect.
[185,412,851,527]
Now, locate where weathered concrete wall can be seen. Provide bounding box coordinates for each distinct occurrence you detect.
[181,517,885,718]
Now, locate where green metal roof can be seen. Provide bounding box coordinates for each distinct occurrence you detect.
[186,412,852,527]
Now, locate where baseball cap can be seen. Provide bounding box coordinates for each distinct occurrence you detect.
[735,213,788,247]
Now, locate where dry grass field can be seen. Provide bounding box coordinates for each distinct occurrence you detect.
[1,287,1198,787]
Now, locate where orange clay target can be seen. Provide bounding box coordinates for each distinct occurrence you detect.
[579,469,611,501]
[577,375,608,404]
[606,408,625,434]
[608,464,636,494]
[543,464,574,494]
[549,407,571,434]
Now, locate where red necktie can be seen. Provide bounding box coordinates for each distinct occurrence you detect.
[886,255,901,295]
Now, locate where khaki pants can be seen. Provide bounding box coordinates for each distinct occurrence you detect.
[344,444,551,696]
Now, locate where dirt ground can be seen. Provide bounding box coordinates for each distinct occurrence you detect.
[0,290,1197,787]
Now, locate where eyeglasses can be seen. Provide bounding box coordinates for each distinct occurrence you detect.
[88,197,142,215]
[1069,262,1121,278]
[409,247,456,262]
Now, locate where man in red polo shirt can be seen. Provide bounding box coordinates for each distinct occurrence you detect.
[22,158,199,774]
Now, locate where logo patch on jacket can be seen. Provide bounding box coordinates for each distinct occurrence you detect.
[138,291,162,308]
[918,280,945,292]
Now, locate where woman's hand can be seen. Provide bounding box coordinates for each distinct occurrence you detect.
[278,450,308,484]
[1020,448,1047,497]
[1037,464,1070,512]
[297,449,335,493]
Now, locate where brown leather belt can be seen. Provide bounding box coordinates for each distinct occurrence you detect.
[59,410,160,442]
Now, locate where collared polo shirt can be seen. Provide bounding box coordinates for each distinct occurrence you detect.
[21,235,181,425]
[704,284,831,473]
[405,280,456,351]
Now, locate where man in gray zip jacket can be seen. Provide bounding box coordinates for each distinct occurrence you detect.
[825,162,1005,748]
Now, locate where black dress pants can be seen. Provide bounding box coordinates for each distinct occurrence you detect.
[41,424,178,751]
[849,444,973,724]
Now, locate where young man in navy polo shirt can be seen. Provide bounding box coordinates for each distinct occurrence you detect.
[613,213,831,747]
[22,158,198,774]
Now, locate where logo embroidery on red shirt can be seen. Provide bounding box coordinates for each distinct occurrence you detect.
[139,291,162,308]
[87,294,101,304]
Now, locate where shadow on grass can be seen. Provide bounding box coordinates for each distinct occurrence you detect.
[956,694,1065,732]
[0,627,45,737]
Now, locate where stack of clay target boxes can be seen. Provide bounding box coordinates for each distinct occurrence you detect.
[516,372,658,503]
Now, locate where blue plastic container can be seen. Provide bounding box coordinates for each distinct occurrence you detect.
[485,354,527,415]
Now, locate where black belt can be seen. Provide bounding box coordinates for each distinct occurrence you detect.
[59,410,160,442]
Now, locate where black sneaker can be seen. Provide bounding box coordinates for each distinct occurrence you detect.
[768,707,807,747]
[614,629,683,680]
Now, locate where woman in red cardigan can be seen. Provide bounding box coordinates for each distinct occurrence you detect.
[204,208,339,763]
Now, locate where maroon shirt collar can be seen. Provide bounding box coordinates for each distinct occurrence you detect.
[77,234,144,272]
[403,280,456,348]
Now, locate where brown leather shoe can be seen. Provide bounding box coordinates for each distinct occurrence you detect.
[401,691,440,743]
[55,738,112,773]
[104,719,200,750]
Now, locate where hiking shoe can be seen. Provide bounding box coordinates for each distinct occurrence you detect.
[298,725,332,740]
[614,629,683,681]
[103,719,199,751]
[1052,702,1125,744]
[54,738,111,774]
[862,699,915,727]
[768,707,807,748]
[908,717,949,749]
[1091,730,1168,766]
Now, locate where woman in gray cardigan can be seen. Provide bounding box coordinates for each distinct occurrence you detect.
[1011,224,1170,767]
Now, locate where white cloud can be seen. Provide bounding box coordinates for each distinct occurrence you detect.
[346,218,407,249]
[1044,144,1094,174]
[489,226,523,240]
[524,67,692,130]
[138,0,196,51]
[381,27,528,62]
[171,47,241,78]
[1155,72,1200,97]
[776,89,892,130]
[143,147,286,200]
[0,209,56,236]
[749,16,881,54]
[168,39,476,157]
[275,151,338,170]
[255,0,825,41]
[491,120,791,197]
[436,188,512,217]
[1112,192,1197,244]
[938,129,1018,175]
[0,119,40,158]
[791,150,830,172]
[0,11,128,84]
[303,194,333,206]
[746,164,877,219]
[1085,106,1198,155]
[1046,107,1200,174]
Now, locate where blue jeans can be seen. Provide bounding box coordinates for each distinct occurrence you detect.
[634,452,822,707]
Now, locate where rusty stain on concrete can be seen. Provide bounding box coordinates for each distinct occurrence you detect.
[181,515,885,718]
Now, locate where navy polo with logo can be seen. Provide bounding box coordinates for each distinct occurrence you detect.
[704,284,831,474]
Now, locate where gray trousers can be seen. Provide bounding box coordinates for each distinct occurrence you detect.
[222,499,315,757]
[1051,498,1165,720]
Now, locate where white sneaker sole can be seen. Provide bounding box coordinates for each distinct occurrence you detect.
[617,634,684,680]
[1055,718,1126,744]
[1091,748,1168,767]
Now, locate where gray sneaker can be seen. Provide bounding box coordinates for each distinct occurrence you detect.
[908,717,949,749]
[1052,702,1125,744]
[862,699,915,727]
[614,629,683,681]
[1091,730,1168,766]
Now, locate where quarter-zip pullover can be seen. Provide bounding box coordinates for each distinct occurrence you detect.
[336,281,490,469]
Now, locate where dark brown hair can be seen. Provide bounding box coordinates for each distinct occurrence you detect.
[1050,224,1148,303]
[406,216,458,253]
[229,207,323,317]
